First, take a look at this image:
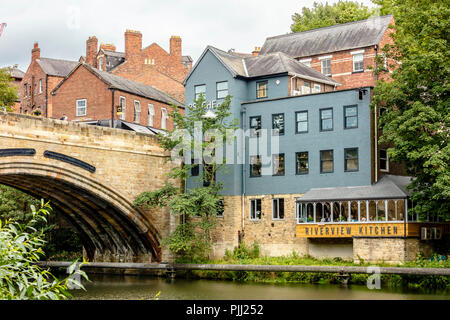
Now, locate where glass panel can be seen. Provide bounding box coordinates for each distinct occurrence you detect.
[306,203,314,222]
[256,81,268,98]
[250,155,261,177]
[345,106,357,117]
[297,111,307,122]
[345,148,358,171]
[368,201,377,221]
[296,152,308,174]
[279,199,284,219]
[346,116,358,128]
[273,154,285,176]
[272,114,284,135]
[350,202,358,221]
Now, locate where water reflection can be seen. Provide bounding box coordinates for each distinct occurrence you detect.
[70,274,450,300]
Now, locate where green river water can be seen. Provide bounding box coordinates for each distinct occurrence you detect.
[70,274,450,300]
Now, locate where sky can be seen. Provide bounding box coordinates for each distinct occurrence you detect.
[0,0,376,72]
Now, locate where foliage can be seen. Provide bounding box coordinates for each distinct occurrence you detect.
[0,201,89,299]
[0,66,18,111]
[178,250,450,289]
[291,1,375,33]
[0,185,40,225]
[224,241,261,261]
[371,0,450,220]
[134,95,239,260]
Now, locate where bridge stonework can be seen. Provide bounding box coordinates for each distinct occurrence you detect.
[0,112,177,263]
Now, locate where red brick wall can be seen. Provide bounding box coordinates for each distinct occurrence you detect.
[51,65,178,130]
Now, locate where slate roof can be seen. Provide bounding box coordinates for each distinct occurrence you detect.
[260,15,393,58]
[10,68,25,79]
[191,46,339,86]
[101,50,125,71]
[36,57,79,77]
[298,175,412,202]
[52,63,183,107]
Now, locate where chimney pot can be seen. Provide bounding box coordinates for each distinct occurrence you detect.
[31,42,40,61]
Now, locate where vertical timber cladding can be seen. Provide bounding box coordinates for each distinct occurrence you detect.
[296,223,449,238]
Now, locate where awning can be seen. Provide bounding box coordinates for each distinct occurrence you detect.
[297,175,413,202]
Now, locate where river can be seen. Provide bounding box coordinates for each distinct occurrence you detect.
[70,274,450,300]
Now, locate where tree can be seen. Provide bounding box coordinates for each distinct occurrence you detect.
[134,95,238,261]
[372,0,449,220]
[0,201,89,299]
[291,1,375,32]
[0,66,19,111]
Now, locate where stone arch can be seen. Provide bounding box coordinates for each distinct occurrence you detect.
[0,161,161,262]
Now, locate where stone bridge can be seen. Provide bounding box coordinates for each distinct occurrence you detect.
[0,112,176,262]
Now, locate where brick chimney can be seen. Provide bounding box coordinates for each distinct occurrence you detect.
[170,35,182,57]
[100,43,116,52]
[252,46,261,57]
[125,30,143,64]
[31,42,40,61]
[86,36,98,67]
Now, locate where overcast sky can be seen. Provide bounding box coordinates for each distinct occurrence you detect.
[0,0,376,71]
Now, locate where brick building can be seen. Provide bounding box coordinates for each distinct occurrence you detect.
[84,30,192,103]
[51,63,183,131]
[3,67,25,112]
[20,43,78,116]
[259,15,395,90]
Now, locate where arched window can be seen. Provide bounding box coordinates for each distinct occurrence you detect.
[161,108,167,129]
[148,104,154,127]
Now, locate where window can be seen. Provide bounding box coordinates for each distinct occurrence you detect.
[216,81,228,99]
[320,108,333,131]
[313,84,321,93]
[76,99,87,116]
[296,152,309,175]
[148,104,154,126]
[99,57,103,71]
[217,199,224,217]
[344,148,359,172]
[380,149,389,172]
[24,83,28,97]
[321,59,331,76]
[133,100,141,123]
[161,108,167,129]
[272,113,284,135]
[249,116,261,137]
[39,79,43,93]
[250,155,261,177]
[303,81,311,94]
[256,81,268,99]
[320,150,334,173]
[191,161,199,176]
[272,153,285,176]
[353,53,364,72]
[194,84,206,100]
[296,111,308,133]
[344,105,358,129]
[250,199,262,221]
[119,96,126,120]
[272,198,285,220]
[299,59,311,67]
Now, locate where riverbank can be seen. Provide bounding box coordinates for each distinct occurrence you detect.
[175,244,450,289]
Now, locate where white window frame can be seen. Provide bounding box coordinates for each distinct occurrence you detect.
[161,107,167,129]
[148,104,154,127]
[272,198,285,220]
[119,96,126,120]
[250,199,262,221]
[380,149,389,172]
[352,53,364,72]
[320,58,331,76]
[134,100,141,123]
[39,79,43,94]
[299,58,311,67]
[76,99,87,117]
[194,84,206,100]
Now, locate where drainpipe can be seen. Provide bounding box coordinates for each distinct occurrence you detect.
[241,106,247,233]
[374,45,379,182]
[45,74,48,117]
[110,89,115,128]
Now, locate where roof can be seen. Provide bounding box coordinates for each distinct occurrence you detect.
[182,55,193,63]
[298,175,413,202]
[36,57,79,77]
[52,63,183,107]
[9,68,25,79]
[260,15,393,58]
[83,119,166,135]
[183,46,340,86]
[100,50,125,71]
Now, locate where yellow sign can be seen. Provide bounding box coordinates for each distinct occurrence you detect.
[116,105,123,115]
[296,222,449,238]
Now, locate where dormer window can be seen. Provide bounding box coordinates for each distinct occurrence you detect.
[99,57,103,71]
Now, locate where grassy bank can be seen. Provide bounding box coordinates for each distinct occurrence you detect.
[176,243,450,289]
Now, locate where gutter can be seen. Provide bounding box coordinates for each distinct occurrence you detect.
[374,45,379,183]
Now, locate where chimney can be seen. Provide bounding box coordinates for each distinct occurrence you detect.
[86,36,98,67]
[100,43,116,52]
[31,42,40,61]
[170,35,182,57]
[252,46,261,57]
[125,29,143,64]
